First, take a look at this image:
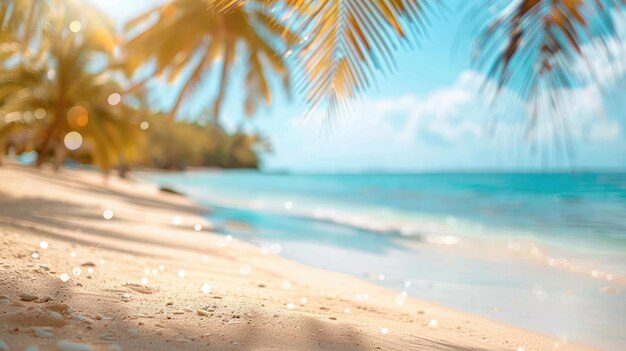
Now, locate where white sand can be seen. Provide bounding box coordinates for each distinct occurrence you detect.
[0,164,596,350]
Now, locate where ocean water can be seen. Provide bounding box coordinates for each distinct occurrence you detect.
[145,171,626,350]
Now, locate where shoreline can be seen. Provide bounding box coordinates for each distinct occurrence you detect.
[142,169,626,289]
[0,164,596,350]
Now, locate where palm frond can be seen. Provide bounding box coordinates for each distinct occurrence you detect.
[124,0,293,121]
[473,0,624,128]
[250,0,440,120]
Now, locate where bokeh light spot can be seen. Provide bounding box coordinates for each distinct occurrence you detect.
[34,108,46,119]
[108,93,121,106]
[64,131,83,150]
[76,114,88,127]
[69,21,82,33]
[239,264,251,275]
[67,105,88,128]
[103,209,114,220]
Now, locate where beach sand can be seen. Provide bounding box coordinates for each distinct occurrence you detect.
[0,164,595,351]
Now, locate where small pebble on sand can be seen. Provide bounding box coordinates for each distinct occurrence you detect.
[19,293,38,301]
[57,340,95,351]
[200,283,211,294]
[49,311,63,320]
[32,327,53,338]
[197,309,210,316]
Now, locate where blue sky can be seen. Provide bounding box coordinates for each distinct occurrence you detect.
[96,0,626,172]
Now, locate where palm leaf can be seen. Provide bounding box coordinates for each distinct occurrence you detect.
[241,0,441,120]
[473,0,624,130]
[124,0,295,121]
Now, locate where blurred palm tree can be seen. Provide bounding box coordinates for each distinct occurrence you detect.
[0,0,142,171]
[131,0,623,131]
[125,0,440,121]
[241,0,440,120]
[471,0,624,135]
[2,0,623,170]
[124,0,297,122]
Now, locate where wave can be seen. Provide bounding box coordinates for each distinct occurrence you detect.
[197,193,466,246]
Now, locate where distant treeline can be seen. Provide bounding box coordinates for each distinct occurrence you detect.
[138,116,270,171]
[2,114,269,171]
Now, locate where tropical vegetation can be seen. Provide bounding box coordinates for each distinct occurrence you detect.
[1,0,624,172]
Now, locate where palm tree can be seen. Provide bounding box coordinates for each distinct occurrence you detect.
[128,0,624,134]
[245,0,440,121]
[124,0,297,122]
[0,0,142,171]
[1,0,116,58]
[0,52,143,171]
[472,0,624,129]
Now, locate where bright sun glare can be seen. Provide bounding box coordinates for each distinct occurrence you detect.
[91,0,164,20]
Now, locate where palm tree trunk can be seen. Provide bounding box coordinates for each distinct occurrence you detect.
[36,137,50,167]
[117,152,130,179]
[36,109,64,167]
[38,51,68,167]
[53,143,66,171]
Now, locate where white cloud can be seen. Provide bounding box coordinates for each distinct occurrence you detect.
[576,9,626,86]
[269,60,623,171]
[589,120,621,141]
[290,67,620,148]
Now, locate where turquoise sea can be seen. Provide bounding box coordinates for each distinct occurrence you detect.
[146,171,626,350]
